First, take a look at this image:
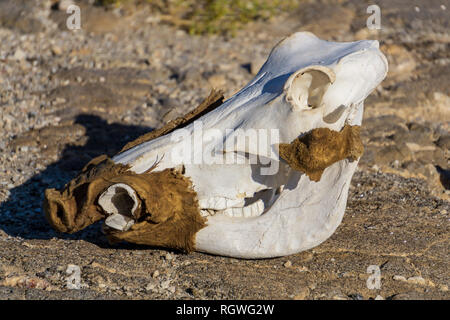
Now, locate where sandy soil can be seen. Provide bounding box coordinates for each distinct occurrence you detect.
[0,0,448,299]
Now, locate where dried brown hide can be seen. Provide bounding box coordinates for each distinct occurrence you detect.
[44,156,205,252]
[105,168,205,252]
[279,125,364,182]
[44,155,125,233]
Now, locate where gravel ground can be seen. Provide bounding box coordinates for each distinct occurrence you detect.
[0,0,448,299]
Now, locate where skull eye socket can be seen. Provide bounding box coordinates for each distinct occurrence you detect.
[284,66,335,111]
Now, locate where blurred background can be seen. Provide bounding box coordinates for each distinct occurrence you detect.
[0,0,448,299]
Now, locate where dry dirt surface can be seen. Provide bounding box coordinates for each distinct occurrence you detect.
[0,0,449,300]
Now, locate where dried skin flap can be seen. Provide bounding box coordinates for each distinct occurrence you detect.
[119,89,224,153]
[279,125,364,182]
[44,155,205,252]
[105,169,205,252]
[44,155,128,233]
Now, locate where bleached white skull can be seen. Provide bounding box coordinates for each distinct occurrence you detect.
[44,32,388,258]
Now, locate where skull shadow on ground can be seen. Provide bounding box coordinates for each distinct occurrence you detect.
[0,114,157,249]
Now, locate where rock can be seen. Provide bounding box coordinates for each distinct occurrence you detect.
[168,286,176,294]
[165,253,173,261]
[300,5,355,39]
[407,276,427,286]
[436,135,450,150]
[12,49,27,61]
[402,162,449,198]
[332,293,349,300]
[160,280,171,290]
[0,0,45,33]
[51,46,63,56]
[393,275,431,286]
[414,148,446,167]
[0,229,8,239]
[406,122,437,146]
[382,44,416,81]
[207,74,226,89]
[298,266,309,272]
[284,261,292,268]
[432,92,450,120]
[393,275,407,282]
[349,293,364,300]
[2,276,51,290]
[392,126,434,147]
[405,143,435,153]
[180,68,205,88]
[355,28,380,40]
[145,280,157,292]
[362,115,408,141]
[293,287,310,300]
[58,0,75,11]
[375,144,412,165]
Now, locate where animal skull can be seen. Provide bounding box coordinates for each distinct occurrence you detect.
[44,32,388,258]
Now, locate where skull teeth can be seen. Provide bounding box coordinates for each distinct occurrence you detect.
[222,199,265,218]
[201,199,265,218]
[198,197,245,211]
[198,188,281,218]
